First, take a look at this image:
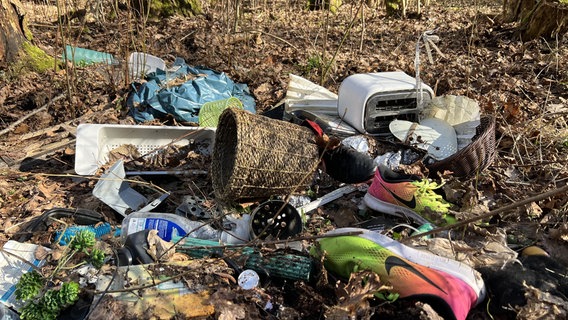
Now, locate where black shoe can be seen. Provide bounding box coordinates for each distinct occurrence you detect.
[322,144,376,184]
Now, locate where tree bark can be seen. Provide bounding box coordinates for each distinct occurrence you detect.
[503,0,568,40]
[0,0,54,72]
[0,0,29,65]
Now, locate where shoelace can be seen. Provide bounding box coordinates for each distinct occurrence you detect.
[411,179,451,212]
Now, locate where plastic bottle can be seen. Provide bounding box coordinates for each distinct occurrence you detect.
[63,45,116,65]
[121,212,220,242]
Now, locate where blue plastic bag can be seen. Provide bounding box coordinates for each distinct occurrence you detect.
[127,58,256,123]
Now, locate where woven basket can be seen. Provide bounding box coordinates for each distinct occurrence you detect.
[426,115,496,178]
[211,108,320,202]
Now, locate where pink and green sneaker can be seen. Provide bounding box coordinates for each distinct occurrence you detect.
[311,227,486,320]
[364,165,454,225]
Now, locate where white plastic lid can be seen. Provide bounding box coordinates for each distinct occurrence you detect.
[238,269,260,290]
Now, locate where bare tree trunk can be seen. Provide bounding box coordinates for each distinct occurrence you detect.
[503,0,567,40]
[0,0,54,72]
[0,0,29,64]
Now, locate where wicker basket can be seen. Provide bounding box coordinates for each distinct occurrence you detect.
[211,108,320,201]
[426,115,496,178]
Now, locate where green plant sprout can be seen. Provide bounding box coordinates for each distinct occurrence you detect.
[15,271,44,302]
[16,274,80,320]
[374,291,400,302]
[90,248,106,269]
[15,229,105,320]
[69,229,96,253]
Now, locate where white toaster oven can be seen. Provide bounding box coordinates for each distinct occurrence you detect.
[337,72,434,135]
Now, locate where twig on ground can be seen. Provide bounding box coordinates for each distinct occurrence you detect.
[403,183,568,242]
[0,94,65,138]
[241,29,298,50]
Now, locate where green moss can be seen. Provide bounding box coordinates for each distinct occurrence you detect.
[24,27,33,41]
[560,0,567,4]
[385,0,402,15]
[20,41,57,73]
[150,0,202,18]
[307,0,342,13]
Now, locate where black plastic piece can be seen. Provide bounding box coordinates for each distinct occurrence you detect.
[290,109,358,139]
[322,144,376,184]
[250,200,302,240]
[17,207,105,243]
[117,229,155,266]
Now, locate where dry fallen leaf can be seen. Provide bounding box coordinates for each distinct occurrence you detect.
[326,270,388,319]
[145,229,175,262]
[64,146,75,155]
[548,223,568,242]
[503,100,522,121]
[34,244,50,260]
[526,201,543,218]
[37,181,57,199]
[516,284,568,320]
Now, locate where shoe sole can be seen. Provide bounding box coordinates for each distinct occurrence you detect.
[326,227,486,305]
[363,193,431,226]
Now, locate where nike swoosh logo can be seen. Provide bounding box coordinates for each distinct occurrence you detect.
[385,256,447,294]
[379,181,417,209]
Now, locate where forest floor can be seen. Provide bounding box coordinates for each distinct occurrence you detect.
[1,0,567,319]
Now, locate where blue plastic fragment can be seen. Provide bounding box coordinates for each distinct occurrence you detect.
[411,222,435,238]
[55,222,113,246]
[62,45,116,65]
[127,58,256,124]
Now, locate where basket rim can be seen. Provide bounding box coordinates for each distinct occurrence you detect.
[426,114,496,176]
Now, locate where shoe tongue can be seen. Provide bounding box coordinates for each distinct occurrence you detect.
[389,119,458,160]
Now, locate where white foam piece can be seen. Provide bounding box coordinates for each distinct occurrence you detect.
[280,74,339,115]
[74,124,215,175]
[390,118,458,160]
[421,95,481,151]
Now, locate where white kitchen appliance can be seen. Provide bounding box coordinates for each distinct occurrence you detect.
[337,71,434,135]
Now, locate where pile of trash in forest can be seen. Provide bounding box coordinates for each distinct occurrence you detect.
[1,53,566,320]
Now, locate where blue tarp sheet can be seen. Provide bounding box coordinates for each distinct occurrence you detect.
[127,58,256,123]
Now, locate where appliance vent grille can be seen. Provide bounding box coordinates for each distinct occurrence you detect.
[371,98,418,112]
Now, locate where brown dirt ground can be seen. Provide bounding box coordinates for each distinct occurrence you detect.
[1,0,567,319]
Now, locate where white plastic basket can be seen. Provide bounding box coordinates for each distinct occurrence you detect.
[75,124,215,175]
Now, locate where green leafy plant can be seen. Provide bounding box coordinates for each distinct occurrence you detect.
[90,247,106,269]
[561,136,568,148]
[15,271,44,301]
[69,229,96,252]
[374,291,400,302]
[300,54,323,75]
[18,282,80,320]
[16,230,104,320]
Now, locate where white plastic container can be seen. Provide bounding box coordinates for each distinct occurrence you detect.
[128,52,166,79]
[0,303,19,320]
[74,124,215,175]
[121,212,220,242]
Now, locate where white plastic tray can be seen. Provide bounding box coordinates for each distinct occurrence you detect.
[75,124,215,175]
